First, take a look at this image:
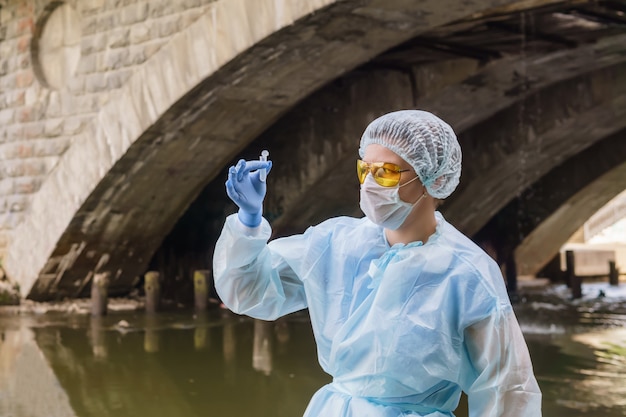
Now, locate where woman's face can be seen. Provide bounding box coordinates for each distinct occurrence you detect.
[362,144,425,203]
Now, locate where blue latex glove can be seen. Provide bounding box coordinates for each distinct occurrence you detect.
[225,159,273,227]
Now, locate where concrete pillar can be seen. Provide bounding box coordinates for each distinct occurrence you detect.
[609,261,619,286]
[144,271,160,313]
[90,272,110,316]
[193,270,211,311]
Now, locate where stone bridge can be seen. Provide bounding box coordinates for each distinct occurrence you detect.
[1,0,625,300]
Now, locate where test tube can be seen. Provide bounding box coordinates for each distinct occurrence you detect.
[259,150,269,182]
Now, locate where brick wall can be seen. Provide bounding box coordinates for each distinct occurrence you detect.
[0,0,216,260]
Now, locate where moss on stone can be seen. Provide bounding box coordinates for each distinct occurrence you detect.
[0,278,20,306]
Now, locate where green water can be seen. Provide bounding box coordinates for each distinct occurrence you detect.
[0,306,625,417]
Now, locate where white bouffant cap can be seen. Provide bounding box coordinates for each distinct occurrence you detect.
[359,110,462,199]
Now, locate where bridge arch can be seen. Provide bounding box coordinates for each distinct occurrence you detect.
[150,29,626,295]
[253,33,626,249]
[443,60,626,236]
[6,0,541,299]
[515,131,626,277]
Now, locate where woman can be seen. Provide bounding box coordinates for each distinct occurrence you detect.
[213,110,542,416]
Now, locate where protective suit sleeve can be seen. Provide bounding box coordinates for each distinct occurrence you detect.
[460,308,542,416]
[213,214,308,321]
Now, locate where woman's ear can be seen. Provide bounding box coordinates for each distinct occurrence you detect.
[432,176,445,189]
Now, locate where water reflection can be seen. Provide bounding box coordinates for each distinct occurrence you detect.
[533,327,626,415]
[0,323,77,417]
[193,313,210,351]
[1,311,327,417]
[524,312,626,417]
[253,320,273,376]
[0,307,625,417]
[89,317,107,359]
[144,314,160,353]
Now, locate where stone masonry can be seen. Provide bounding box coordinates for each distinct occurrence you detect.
[0,0,218,261]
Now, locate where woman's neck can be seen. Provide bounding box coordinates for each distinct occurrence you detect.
[384,200,438,246]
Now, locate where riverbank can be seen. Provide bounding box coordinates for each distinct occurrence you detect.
[514,280,626,335]
[0,294,227,316]
[519,279,626,310]
[0,297,145,316]
[1,279,624,318]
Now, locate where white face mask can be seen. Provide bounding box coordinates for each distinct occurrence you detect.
[359,174,426,230]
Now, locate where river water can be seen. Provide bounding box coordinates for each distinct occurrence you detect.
[0,282,625,417]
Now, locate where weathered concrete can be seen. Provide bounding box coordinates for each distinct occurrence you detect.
[514,131,626,276]
[420,33,626,133]
[152,53,626,288]
[261,37,626,238]
[3,0,542,299]
[584,191,626,241]
[443,61,626,237]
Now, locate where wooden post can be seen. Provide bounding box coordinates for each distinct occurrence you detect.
[194,270,210,311]
[144,271,160,314]
[565,250,575,288]
[571,274,582,299]
[565,251,582,299]
[90,272,110,316]
[609,261,619,286]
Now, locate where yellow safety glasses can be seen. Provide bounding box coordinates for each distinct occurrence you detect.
[357,159,411,187]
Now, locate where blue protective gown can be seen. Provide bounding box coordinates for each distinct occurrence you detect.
[214,212,542,416]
